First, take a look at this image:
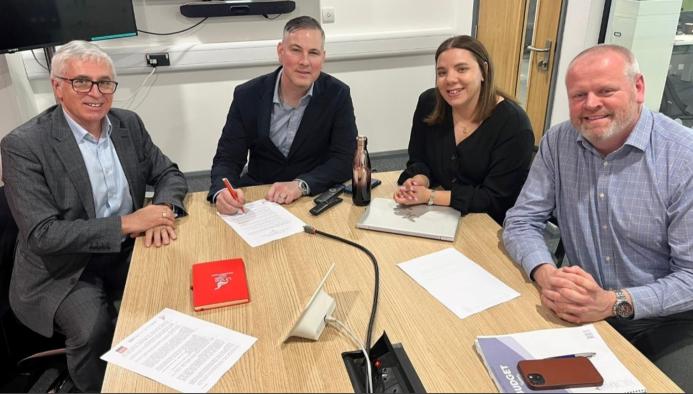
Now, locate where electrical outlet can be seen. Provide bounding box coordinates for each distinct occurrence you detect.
[145,52,170,67]
[321,7,335,23]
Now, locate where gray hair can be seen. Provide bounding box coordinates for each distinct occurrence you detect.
[569,44,640,79]
[283,16,324,43]
[50,40,116,79]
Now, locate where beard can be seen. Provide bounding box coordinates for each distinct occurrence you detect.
[575,105,640,146]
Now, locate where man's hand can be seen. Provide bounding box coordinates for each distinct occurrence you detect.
[393,176,431,206]
[143,225,177,248]
[121,204,175,236]
[266,181,302,204]
[216,187,246,215]
[540,266,615,324]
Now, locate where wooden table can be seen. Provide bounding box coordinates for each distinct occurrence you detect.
[102,171,681,392]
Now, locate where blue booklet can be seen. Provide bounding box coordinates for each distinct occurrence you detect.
[475,324,645,393]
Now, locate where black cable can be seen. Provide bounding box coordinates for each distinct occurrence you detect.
[262,14,282,20]
[138,17,208,36]
[303,225,380,353]
[31,49,50,72]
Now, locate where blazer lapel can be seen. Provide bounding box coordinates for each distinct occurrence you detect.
[257,69,280,139]
[109,117,142,209]
[50,109,96,218]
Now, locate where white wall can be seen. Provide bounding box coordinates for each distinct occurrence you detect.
[5,0,473,173]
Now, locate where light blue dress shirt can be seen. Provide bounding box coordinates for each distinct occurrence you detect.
[63,110,133,219]
[269,69,313,157]
[503,108,693,319]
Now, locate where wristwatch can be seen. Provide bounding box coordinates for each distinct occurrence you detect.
[295,179,310,196]
[612,289,634,319]
[427,190,436,206]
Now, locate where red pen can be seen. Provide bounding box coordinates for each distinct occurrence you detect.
[221,177,244,213]
[222,177,238,199]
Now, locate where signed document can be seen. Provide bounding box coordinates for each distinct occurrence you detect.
[218,199,305,247]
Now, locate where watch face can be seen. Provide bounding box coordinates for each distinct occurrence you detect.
[616,301,634,318]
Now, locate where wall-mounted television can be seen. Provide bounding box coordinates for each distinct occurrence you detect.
[0,0,138,54]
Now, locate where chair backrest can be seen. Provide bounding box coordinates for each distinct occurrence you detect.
[0,186,19,317]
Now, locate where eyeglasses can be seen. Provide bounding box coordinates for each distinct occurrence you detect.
[55,76,119,94]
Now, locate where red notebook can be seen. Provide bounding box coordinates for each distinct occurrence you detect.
[191,258,250,311]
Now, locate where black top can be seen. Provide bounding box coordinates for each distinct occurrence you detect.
[398,88,535,224]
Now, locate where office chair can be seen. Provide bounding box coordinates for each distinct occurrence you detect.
[0,186,72,392]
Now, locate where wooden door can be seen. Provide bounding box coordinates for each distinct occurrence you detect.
[476,0,565,142]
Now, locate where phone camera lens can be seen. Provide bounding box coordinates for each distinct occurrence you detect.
[528,373,545,385]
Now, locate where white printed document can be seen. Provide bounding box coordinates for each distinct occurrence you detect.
[218,199,305,247]
[101,308,256,393]
[397,247,519,319]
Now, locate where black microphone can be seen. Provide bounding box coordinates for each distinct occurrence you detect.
[304,224,380,353]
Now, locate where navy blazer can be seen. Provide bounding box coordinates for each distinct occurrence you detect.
[208,67,357,200]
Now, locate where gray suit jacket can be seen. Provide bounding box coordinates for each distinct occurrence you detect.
[0,105,187,337]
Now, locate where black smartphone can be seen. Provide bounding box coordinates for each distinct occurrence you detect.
[343,178,382,194]
[517,357,603,390]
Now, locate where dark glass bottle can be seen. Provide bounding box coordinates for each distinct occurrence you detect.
[352,136,372,206]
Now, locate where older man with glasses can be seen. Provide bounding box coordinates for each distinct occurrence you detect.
[1,40,187,392]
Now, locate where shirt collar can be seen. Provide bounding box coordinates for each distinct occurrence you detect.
[272,69,314,106]
[62,108,112,143]
[574,106,652,155]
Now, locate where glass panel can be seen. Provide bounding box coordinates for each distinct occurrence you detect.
[517,0,539,108]
[661,3,693,128]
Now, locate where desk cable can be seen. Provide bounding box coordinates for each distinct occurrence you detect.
[325,315,373,393]
[303,225,380,351]
[304,225,380,394]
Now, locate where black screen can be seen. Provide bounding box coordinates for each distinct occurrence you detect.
[0,0,138,54]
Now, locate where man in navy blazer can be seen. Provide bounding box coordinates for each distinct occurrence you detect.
[209,16,357,214]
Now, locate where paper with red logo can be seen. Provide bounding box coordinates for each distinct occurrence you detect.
[192,258,249,311]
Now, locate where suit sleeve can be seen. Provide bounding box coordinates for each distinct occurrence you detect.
[130,113,188,215]
[1,134,123,255]
[398,94,434,185]
[208,88,250,202]
[296,86,357,194]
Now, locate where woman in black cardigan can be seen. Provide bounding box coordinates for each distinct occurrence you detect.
[394,35,535,225]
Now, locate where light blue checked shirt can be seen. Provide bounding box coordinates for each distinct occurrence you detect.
[503,108,693,319]
[269,69,313,157]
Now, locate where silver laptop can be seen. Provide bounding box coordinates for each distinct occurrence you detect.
[356,198,460,241]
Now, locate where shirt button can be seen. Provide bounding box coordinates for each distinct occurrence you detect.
[605,256,611,262]
[602,225,607,230]
[599,193,605,199]
[603,161,608,167]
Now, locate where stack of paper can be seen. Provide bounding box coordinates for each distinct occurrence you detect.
[475,324,645,393]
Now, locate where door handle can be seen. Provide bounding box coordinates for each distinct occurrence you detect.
[527,40,552,71]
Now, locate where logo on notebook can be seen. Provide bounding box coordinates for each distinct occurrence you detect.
[212,272,233,290]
